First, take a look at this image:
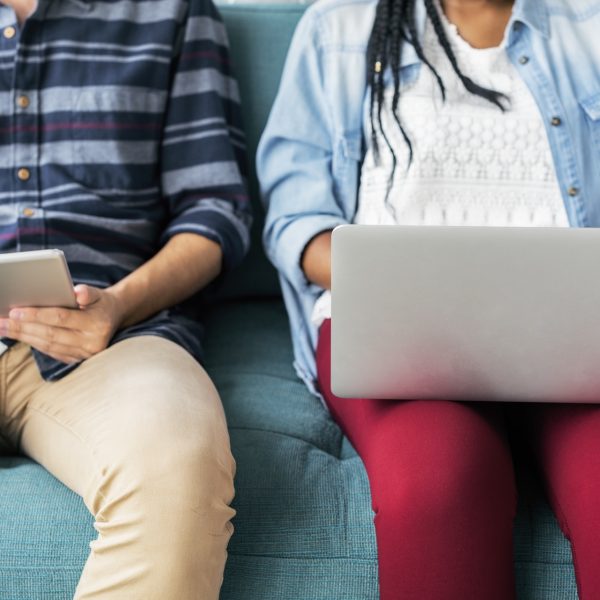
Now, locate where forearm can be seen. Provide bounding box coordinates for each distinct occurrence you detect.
[301,230,332,290]
[108,233,223,329]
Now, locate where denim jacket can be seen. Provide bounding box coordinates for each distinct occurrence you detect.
[258,0,600,395]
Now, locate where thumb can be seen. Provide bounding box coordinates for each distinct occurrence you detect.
[75,284,101,308]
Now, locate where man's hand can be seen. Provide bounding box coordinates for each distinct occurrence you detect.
[0,285,124,364]
[0,233,223,364]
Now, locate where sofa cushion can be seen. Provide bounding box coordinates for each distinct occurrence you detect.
[0,299,580,599]
[203,299,579,600]
[216,5,306,299]
[0,457,91,598]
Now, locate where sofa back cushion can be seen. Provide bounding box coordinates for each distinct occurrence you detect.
[217,4,306,298]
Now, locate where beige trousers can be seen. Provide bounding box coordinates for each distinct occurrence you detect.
[0,336,236,600]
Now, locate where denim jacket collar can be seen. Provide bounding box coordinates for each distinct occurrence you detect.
[513,0,550,38]
[402,0,550,72]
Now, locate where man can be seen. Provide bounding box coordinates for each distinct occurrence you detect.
[0,0,250,597]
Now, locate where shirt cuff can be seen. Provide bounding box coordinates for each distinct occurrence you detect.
[269,214,348,293]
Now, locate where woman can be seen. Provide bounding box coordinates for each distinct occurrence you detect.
[258,0,600,598]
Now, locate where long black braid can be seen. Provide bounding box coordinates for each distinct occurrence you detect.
[423,0,508,110]
[367,0,394,162]
[367,0,509,191]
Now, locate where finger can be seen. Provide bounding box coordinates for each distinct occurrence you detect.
[9,306,85,330]
[1,330,85,363]
[75,284,101,308]
[0,319,81,348]
[51,355,82,365]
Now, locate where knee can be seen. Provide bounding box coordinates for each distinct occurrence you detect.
[123,407,234,502]
[378,458,514,529]
[97,367,235,512]
[94,418,236,543]
[370,414,516,527]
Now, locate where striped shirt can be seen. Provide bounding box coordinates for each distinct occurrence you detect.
[0,0,251,380]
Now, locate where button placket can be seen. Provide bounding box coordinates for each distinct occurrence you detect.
[12,17,43,250]
[509,37,584,225]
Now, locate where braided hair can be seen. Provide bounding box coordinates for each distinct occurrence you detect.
[367,0,509,191]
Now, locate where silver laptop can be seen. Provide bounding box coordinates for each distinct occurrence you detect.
[331,224,600,403]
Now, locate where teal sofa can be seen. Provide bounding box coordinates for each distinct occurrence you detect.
[0,4,580,599]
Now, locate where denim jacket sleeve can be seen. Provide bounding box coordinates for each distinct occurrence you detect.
[257,7,349,293]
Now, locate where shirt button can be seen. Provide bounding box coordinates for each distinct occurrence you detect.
[16,95,30,109]
[3,26,16,40]
[519,56,529,65]
[568,187,579,197]
[551,116,562,127]
[17,168,30,181]
[22,207,35,217]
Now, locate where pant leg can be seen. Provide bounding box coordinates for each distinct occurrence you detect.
[3,337,235,600]
[518,403,600,600]
[317,319,517,600]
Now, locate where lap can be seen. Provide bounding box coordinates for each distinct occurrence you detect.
[512,403,600,488]
[3,336,230,498]
[316,319,511,476]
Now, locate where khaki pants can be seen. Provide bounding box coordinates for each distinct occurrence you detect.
[0,336,236,599]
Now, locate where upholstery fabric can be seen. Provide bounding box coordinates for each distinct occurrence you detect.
[216,5,305,299]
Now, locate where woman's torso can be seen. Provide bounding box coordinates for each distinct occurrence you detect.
[259,0,600,391]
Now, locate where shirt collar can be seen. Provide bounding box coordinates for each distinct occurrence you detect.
[402,0,550,70]
[404,0,550,67]
[511,0,550,38]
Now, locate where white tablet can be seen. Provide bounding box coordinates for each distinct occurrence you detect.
[0,249,78,317]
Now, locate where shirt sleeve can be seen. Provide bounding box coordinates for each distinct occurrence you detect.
[160,0,252,272]
[257,7,349,293]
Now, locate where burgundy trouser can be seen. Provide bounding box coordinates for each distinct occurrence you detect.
[317,319,600,600]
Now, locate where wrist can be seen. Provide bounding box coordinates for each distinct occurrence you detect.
[104,282,137,330]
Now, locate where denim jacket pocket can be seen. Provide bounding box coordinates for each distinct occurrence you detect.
[333,133,362,174]
[332,133,362,215]
[580,94,600,153]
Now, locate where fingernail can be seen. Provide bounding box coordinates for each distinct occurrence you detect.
[9,310,23,319]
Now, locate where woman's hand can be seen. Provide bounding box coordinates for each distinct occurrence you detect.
[0,285,125,364]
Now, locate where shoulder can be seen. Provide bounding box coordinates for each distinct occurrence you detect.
[545,0,600,20]
[543,0,600,62]
[299,0,377,51]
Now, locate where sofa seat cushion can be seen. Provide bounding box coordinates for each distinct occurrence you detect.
[204,299,579,600]
[0,457,92,598]
[0,299,579,599]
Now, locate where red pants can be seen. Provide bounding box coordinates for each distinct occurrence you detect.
[317,319,600,600]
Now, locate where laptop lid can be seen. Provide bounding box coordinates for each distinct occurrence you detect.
[331,224,600,402]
